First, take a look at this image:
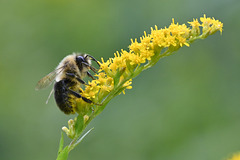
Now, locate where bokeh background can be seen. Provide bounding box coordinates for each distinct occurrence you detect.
[0,0,239,160]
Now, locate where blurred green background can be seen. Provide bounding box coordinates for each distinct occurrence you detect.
[0,0,239,160]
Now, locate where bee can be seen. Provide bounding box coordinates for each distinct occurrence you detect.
[36,53,100,114]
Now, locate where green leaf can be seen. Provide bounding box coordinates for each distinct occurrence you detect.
[113,69,121,88]
[75,115,84,137]
[58,132,64,153]
[125,61,135,74]
[133,65,144,77]
[56,146,69,160]
[114,68,126,88]
[113,86,127,97]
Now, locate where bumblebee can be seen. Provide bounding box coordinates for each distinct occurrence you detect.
[36,53,100,114]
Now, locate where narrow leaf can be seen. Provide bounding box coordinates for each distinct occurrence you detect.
[113,86,127,97]
[58,132,64,153]
[56,146,69,160]
[71,127,94,151]
[113,69,121,88]
[75,115,84,136]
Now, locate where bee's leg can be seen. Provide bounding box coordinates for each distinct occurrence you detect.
[65,72,88,85]
[85,55,100,66]
[87,71,95,80]
[68,89,94,104]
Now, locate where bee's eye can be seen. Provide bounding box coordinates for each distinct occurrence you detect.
[76,56,85,63]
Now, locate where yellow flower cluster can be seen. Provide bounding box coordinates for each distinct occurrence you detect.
[189,14,223,39]
[200,14,223,35]
[62,119,75,139]
[151,20,191,48]
[74,15,223,115]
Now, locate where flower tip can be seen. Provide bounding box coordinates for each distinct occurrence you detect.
[101,57,105,63]
[84,115,89,123]
[62,126,69,133]
[184,42,190,47]
[144,31,147,37]
[126,86,132,89]
[68,119,74,126]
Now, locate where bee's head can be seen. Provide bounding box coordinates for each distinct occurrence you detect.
[76,55,85,64]
[76,54,91,72]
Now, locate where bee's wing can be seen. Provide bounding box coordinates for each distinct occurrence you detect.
[35,66,65,90]
[35,70,58,90]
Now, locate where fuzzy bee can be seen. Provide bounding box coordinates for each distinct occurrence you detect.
[36,53,100,114]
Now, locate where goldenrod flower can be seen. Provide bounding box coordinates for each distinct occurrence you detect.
[200,14,223,37]
[59,15,223,159]
[62,119,75,139]
[73,15,223,116]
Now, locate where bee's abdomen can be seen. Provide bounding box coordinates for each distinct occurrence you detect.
[54,79,75,114]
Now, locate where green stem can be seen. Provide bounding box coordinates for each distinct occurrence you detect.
[143,50,170,70]
[187,34,206,43]
[56,126,94,160]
